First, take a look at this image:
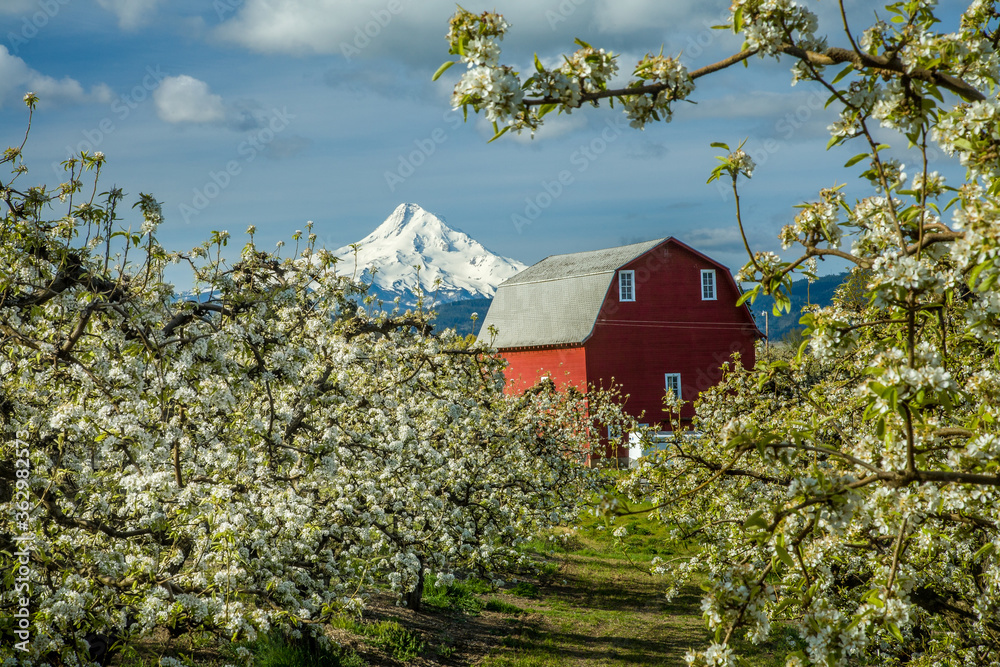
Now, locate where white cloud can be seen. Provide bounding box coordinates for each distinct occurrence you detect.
[212,0,724,58]
[153,75,225,124]
[593,0,729,33]
[683,226,744,250]
[96,0,161,30]
[214,0,393,56]
[0,46,109,108]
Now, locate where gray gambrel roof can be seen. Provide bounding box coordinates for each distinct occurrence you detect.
[480,238,665,349]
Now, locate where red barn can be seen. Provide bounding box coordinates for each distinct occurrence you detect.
[480,237,761,463]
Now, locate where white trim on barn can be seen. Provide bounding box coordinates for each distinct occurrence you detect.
[619,270,635,302]
[701,269,717,300]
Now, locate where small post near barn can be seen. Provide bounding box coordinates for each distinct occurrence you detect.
[480,237,762,465]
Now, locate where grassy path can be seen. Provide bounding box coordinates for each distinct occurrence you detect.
[481,551,707,666]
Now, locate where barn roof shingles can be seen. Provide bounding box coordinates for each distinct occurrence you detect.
[480,238,666,349]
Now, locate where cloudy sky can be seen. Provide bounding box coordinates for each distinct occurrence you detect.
[0,0,973,289]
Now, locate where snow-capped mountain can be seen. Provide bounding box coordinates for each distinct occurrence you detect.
[334,203,526,304]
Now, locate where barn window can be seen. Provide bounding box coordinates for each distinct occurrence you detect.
[664,373,682,401]
[619,270,635,301]
[701,269,716,300]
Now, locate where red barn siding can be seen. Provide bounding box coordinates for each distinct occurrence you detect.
[501,346,588,395]
[585,244,757,427]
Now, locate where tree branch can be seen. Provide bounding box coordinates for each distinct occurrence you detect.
[779,45,986,102]
[521,49,759,107]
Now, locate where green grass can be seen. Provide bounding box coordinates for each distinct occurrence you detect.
[480,491,794,666]
[115,629,366,667]
[510,581,540,598]
[330,616,424,661]
[484,597,528,615]
[421,573,494,613]
[233,631,366,667]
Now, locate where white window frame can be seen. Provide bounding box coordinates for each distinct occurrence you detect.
[619,270,635,302]
[701,269,717,301]
[664,373,682,401]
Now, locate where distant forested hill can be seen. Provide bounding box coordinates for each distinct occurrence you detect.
[431,297,491,337]
[748,271,850,342]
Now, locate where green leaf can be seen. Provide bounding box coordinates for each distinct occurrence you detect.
[487,125,511,143]
[831,63,854,84]
[887,621,904,643]
[773,597,797,616]
[974,543,996,562]
[710,141,731,150]
[736,284,760,306]
[795,337,810,362]
[743,510,768,532]
[775,543,795,568]
[733,7,743,33]
[574,37,593,49]
[844,152,869,168]
[431,60,456,81]
[865,588,884,607]
[952,137,974,151]
[534,53,545,73]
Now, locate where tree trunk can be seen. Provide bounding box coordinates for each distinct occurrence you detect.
[404,560,424,611]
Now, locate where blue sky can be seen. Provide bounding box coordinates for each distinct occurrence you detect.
[0,0,973,290]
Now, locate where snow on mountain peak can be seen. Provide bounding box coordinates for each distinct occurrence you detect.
[334,204,525,304]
